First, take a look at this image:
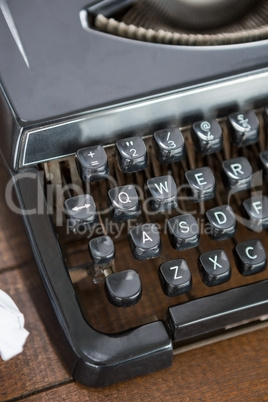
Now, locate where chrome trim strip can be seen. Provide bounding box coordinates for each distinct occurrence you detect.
[20,69,268,167]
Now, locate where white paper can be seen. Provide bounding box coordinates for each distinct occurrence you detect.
[0,289,29,361]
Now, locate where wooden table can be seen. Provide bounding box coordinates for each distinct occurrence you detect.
[1,157,268,402]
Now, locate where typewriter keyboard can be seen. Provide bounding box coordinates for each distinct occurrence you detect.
[42,106,268,345]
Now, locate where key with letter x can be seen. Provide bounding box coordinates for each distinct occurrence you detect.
[198,249,231,286]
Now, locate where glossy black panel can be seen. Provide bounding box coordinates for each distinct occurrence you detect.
[168,280,268,342]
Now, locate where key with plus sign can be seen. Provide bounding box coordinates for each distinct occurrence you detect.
[76,145,109,181]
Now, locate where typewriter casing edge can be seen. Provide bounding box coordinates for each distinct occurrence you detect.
[1,0,268,387]
[1,0,268,169]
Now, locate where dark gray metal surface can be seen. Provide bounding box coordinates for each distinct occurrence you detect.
[0,0,268,123]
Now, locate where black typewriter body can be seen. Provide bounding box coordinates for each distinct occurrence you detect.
[1,0,268,388]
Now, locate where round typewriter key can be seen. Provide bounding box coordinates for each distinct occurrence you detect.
[128,223,161,261]
[205,205,236,241]
[108,185,141,221]
[198,249,231,287]
[146,175,177,213]
[116,136,148,173]
[159,259,192,297]
[222,157,252,191]
[64,194,98,233]
[105,269,142,307]
[234,239,267,276]
[228,110,259,147]
[153,127,185,164]
[167,214,199,250]
[191,119,222,155]
[88,236,115,265]
[76,145,109,181]
[259,151,268,182]
[243,195,268,232]
[185,167,216,202]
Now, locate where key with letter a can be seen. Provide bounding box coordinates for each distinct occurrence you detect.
[128,223,161,261]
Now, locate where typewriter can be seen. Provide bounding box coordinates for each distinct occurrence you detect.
[1,0,268,387]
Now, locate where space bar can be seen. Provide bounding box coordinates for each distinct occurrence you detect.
[168,280,268,342]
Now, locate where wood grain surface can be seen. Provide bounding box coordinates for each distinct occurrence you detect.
[1,157,268,401]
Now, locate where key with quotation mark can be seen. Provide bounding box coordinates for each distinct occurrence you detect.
[116,136,148,173]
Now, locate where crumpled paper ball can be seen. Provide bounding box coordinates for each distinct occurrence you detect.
[0,289,29,361]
